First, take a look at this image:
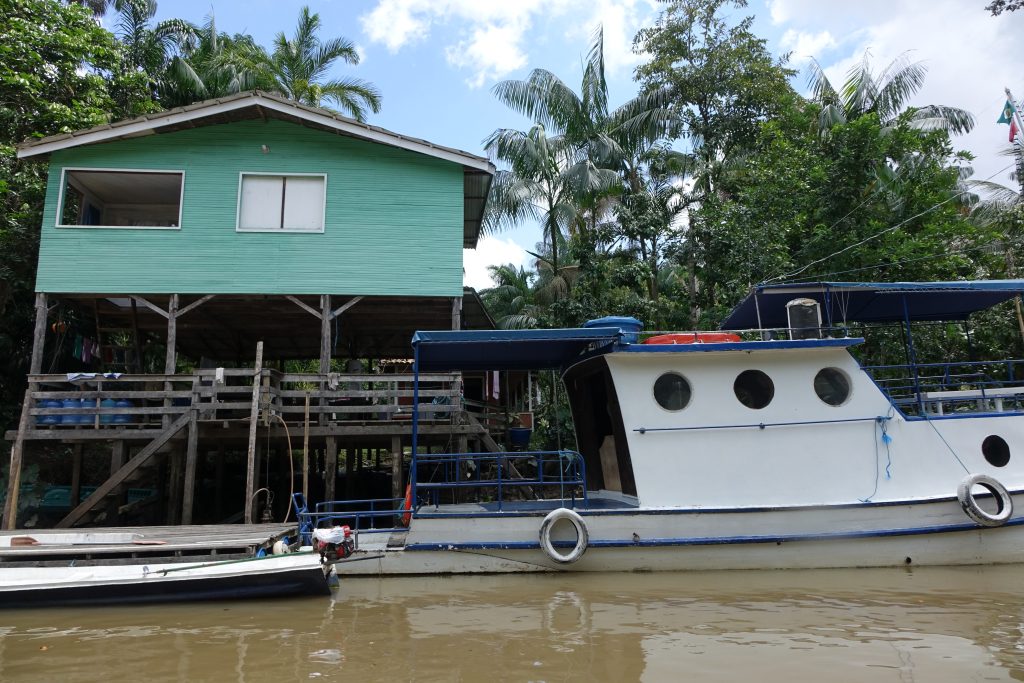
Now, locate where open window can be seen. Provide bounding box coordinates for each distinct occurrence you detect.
[58,169,184,228]
[236,173,326,232]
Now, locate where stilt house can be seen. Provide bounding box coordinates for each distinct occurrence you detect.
[3,91,502,529]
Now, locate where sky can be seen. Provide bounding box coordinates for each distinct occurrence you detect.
[144,0,1024,290]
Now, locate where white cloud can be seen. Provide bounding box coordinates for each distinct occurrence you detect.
[360,0,655,87]
[463,237,530,290]
[770,0,1024,187]
[778,29,836,63]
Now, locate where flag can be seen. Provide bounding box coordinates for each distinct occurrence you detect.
[998,99,1017,124]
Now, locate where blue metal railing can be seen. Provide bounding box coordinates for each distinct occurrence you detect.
[292,492,407,545]
[413,450,588,512]
[864,359,1024,416]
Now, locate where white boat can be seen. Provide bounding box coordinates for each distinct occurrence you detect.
[0,534,332,607]
[306,280,1024,575]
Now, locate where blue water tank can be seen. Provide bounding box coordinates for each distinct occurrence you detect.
[114,399,134,424]
[37,399,61,426]
[61,398,84,425]
[583,316,644,344]
[100,398,117,424]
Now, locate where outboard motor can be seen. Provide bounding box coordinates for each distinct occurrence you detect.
[312,526,354,562]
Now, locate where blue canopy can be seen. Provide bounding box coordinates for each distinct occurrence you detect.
[411,328,623,371]
[721,280,1024,329]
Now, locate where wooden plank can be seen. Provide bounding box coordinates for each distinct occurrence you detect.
[2,391,35,529]
[177,294,215,318]
[285,295,321,319]
[244,341,264,524]
[452,295,462,330]
[55,412,191,528]
[132,295,169,319]
[328,295,364,320]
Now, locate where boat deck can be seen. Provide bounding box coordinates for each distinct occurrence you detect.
[0,523,295,566]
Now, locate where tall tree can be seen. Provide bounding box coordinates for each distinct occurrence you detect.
[262,6,381,121]
[113,0,196,95]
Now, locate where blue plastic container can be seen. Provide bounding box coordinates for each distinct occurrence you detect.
[61,398,84,425]
[100,398,117,424]
[37,399,61,426]
[583,316,644,344]
[508,427,532,449]
[114,399,134,424]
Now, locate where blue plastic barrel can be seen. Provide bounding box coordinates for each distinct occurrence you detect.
[100,398,117,424]
[37,399,61,426]
[509,427,532,448]
[61,398,83,425]
[583,316,644,344]
[114,399,134,424]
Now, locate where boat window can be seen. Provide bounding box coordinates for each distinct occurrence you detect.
[983,435,1010,467]
[734,370,774,409]
[814,367,851,406]
[654,372,691,411]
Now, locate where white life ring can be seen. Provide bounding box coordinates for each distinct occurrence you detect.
[539,508,588,564]
[957,473,1013,527]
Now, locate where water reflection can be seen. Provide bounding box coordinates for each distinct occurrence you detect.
[1,566,1024,681]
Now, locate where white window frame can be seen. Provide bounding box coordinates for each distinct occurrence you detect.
[55,167,185,230]
[235,172,327,233]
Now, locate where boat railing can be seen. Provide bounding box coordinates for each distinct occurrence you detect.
[864,359,1024,416]
[292,492,407,546]
[413,450,588,513]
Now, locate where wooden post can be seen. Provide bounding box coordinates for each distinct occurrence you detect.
[130,298,143,373]
[302,393,310,501]
[106,441,126,523]
[29,292,48,375]
[167,448,183,525]
[181,379,200,524]
[324,436,337,502]
[319,295,331,427]
[2,293,48,529]
[110,441,125,475]
[163,294,179,429]
[244,341,264,524]
[452,296,462,330]
[69,444,83,509]
[391,435,403,501]
[214,446,225,520]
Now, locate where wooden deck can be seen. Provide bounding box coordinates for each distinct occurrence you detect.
[0,524,294,566]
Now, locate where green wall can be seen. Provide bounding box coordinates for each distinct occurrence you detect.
[36,119,465,296]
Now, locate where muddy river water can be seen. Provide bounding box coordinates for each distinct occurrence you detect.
[2,566,1024,681]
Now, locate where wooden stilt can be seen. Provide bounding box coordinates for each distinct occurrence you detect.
[167,448,183,525]
[163,294,179,429]
[324,436,337,502]
[345,446,355,498]
[244,341,264,524]
[319,295,331,427]
[181,392,199,524]
[391,435,403,501]
[69,444,83,509]
[214,446,225,520]
[302,393,310,501]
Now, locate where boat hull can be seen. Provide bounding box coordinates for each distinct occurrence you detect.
[0,553,331,608]
[336,495,1024,575]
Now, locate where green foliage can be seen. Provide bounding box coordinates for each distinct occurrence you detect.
[0,0,154,435]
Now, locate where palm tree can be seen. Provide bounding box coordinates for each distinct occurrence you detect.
[261,6,381,122]
[114,0,196,77]
[161,14,273,108]
[481,264,542,329]
[808,51,974,136]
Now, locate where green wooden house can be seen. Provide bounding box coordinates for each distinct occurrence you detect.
[4,91,498,529]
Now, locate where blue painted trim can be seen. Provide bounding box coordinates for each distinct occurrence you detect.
[404,515,1024,552]
[906,411,1024,421]
[619,338,863,354]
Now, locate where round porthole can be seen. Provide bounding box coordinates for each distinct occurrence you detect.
[734,370,774,409]
[983,435,1010,467]
[814,367,851,406]
[654,372,691,411]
